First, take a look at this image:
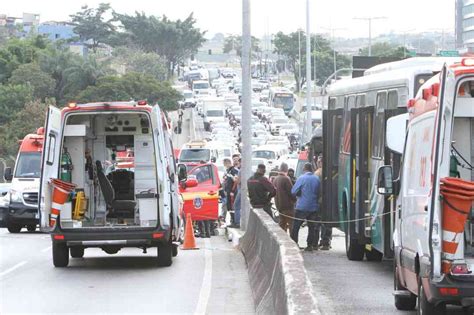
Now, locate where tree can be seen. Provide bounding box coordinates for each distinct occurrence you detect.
[9,63,55,100]
[70,3,116,52]
[0,100,50,159]
[75,72,181,111]
[273,31,350,91]
[223,35,261,58]
[358,42,409,58]
[0,84,33,124]
[112,47,167,81]
[115,12,206,78]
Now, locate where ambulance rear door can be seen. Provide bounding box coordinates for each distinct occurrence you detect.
[39,106,62,232]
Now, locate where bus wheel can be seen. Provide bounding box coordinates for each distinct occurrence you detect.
[345,222,364,261]
[394,262,416,310]
[365,248,383,261]
[417,280,445,315]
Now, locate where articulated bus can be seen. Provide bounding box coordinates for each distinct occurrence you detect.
[321,57,461,261]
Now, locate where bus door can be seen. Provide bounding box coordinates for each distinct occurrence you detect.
[383,107,407,258]
[350,106,374,243]
[322,108,344,226]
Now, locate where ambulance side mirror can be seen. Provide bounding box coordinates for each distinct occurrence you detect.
[376,166,394,196]
[4,167,13,182]
[386,113,409,154]
[177,164,187,182]
[185,177,198,188]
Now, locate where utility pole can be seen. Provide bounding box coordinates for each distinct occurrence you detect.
[353,16,386,56]
[240,0,252,231]
[298,29,302,93]
[400,29,415,58]
[322,27,346,76]
[304,0,312,143]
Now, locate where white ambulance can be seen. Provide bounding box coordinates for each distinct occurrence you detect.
[39,101,183,268]
[377,59,474,313]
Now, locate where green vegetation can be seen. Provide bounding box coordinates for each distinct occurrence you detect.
[358,42,409,58]
[273,31,351,92]
[0,3,199,163]
[223,35,261,59]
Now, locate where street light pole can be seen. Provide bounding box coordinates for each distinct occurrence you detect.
[240,0,252,231]
[304,0,312,143]
[298,29,302,93]
[353,16,386,56]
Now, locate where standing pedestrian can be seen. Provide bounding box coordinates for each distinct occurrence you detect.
[287,168,297,185]
[223,158,238,225]
[273,162,296,234]
[231,158,242,228]
[314,155,332,250]
[247,164,276,217]
[290,163,321,251]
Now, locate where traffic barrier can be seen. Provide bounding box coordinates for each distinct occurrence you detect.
[240,208,319,315]
[182,213,199,250]
[50,178,76,227]
[440,177,474,257]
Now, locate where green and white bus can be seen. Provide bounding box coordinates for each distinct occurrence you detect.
[321,57,461,261]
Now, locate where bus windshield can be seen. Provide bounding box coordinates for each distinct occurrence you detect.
[273,94,294,109]
[14,152,41,178]
[193,82,209,90]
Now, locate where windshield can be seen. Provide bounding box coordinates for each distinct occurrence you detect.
[252,150,276,160]
[194,82,209,89]
[274,94,294,109]
[183,91,193,98]
[14,152,41,178]
[180,149,210,162]
[206,110,224,117]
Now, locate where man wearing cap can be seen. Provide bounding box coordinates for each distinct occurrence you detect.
[247,164,276,217]
[291,163,321,251]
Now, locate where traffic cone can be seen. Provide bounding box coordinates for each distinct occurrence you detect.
[50,178,76,228]
[182,213,199,250]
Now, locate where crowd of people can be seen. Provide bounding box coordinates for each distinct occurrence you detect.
[222,153,331,251]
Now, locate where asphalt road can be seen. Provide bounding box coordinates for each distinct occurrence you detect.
[0,109,255,314]
[299,229,466,314]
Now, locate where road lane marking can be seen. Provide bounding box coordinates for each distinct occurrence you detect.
[41,246,52,252]
[0,261,27,278]
[194,238,212,315]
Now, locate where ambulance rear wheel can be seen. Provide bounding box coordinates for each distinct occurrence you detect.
[70,247,84,258]
[26,225,36,232]
[7,224,22,233]
[157,241,173,267]
[52,243,69,267]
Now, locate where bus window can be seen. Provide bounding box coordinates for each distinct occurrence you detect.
[328,97,337,109]
[387,90,398,109]
[372,91,387,159]
[356,94,366,107]
[340,95,355,154]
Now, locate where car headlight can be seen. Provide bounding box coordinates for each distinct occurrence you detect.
[9,190,23,203]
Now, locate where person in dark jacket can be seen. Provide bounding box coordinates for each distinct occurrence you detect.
[273,162,296,233]
[223,158,238,225]
[287,168,297,185]
[247,164,276,216]
[290,163,321,251]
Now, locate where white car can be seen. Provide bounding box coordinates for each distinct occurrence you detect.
[279,123,300,136]
[270,117,290,135]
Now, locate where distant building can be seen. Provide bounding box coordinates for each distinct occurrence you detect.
[37,22,76,41]
[457,0,474,52]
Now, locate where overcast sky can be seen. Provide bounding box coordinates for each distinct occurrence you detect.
[2,0,455,38]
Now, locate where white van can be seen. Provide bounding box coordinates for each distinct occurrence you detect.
[192,80,211,96]
[377,61,474,312]
[39,101,182,268]
[251,145,289,170]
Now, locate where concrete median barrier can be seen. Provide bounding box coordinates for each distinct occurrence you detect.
[240,208,319,315]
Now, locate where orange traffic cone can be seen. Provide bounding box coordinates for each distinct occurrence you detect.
[50,178,76,228]
[182,213,199,250]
